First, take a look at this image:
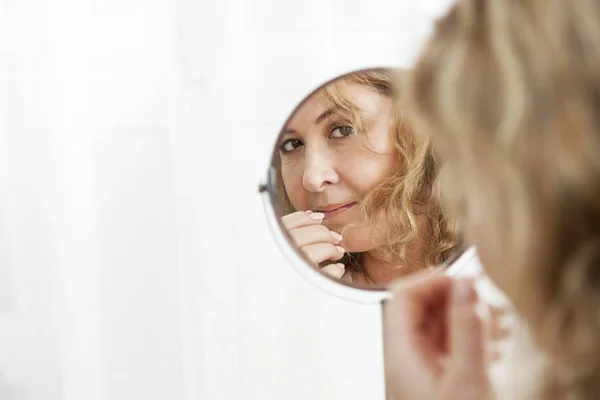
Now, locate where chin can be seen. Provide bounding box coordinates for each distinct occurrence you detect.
[339,227,377,253]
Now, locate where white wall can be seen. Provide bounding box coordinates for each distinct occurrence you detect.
[0,1,453,399]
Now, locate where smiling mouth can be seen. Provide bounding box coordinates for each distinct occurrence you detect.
[315,202,358,220]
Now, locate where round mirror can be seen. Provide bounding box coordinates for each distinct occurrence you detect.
[259,67,473,303]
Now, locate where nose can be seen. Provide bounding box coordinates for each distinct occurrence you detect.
[302,146,338,192]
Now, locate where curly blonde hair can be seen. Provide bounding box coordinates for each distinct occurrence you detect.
[406,0,600,398]
[274,68,459,283]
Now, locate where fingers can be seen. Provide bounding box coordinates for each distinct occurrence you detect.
[288,224,342,248]
[487,306,511,342]
[281,210,325,230]
[321,263,345,279]
[301,242,345,265]
[384,274,454,375]
[384,276,488,399]
[484,305,512,367]
[282,211,345,267]
[385,274,454,338]
[387,273,454,307]
[486,346,505,365]
[448,279,485,372]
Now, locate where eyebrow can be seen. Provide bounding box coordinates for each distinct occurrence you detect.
[281,106,343,136]
[314,107,339,125]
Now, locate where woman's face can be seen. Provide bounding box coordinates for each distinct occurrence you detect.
[279,83,396,252]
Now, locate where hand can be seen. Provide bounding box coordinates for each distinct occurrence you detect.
[383,274,490,400]
[485,305,512,365]
[281,211,346,279]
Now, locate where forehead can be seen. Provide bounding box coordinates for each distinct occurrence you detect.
[285,82,388,129]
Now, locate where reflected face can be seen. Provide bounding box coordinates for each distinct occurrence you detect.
[278,83,396,252]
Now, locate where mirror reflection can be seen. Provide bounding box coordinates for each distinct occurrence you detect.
[268,68,460,289]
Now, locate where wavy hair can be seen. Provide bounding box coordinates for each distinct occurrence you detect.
[406,0,600,398]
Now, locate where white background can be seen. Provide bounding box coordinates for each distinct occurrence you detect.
[0,0,454,399]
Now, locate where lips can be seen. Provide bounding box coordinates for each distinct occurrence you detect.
[314,202,358,220]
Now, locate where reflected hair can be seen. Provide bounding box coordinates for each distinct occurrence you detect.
[406,0,600,398]
[275,68,459,282]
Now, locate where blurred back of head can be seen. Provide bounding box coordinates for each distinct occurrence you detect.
[406,0,600,397]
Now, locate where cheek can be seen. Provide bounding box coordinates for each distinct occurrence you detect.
[337,148,395,195]
[340,223,387,253]
[281,162,307,210]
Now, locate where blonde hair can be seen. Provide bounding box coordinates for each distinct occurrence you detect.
[406,0,600,398]
[275,68,459,282]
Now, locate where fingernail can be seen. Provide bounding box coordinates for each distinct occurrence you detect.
[306,210,313,213]
[309,212,325,220]
[336,246,346,254]
[330,231,343,242]
[337,263,345,269]
[453,279,473,303]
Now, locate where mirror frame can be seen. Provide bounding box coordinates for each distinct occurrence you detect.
[257,67,480,303]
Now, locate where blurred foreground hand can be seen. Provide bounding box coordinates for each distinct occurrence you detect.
[383,274,491,400]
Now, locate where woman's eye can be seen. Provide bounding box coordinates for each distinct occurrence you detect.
[280,139,304,153]
[330,125,354,138]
